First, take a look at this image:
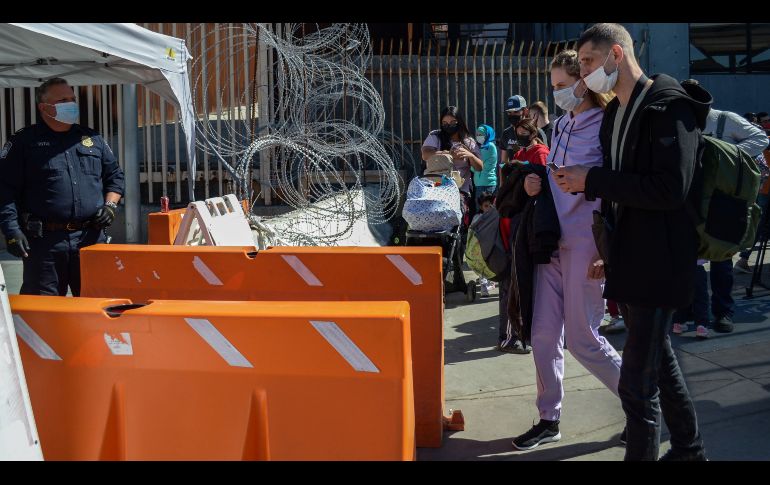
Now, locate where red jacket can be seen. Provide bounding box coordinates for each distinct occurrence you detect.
[513,143,549,166]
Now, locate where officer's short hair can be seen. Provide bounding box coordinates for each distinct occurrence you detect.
[36,78,71,104]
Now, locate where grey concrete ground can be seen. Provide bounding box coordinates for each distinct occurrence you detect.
[418,256,770,461]
[3,249,770,460]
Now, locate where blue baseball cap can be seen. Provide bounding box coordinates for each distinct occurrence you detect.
[505,95,527,112]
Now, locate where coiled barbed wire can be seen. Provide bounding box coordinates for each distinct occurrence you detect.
[188,23,413,245]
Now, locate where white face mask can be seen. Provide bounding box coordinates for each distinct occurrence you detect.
[584,51,619,94]
[553,80,585,112]
[475,135,486,144]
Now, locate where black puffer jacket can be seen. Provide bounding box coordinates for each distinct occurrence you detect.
[584,73,712,309]
[497,163,560,341]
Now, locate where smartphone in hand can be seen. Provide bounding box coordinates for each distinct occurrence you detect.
[547,162,560,172]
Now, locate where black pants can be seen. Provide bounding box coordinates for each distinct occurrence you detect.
[618,304,704,461]
[709,259,735,319]
[672,264,710,326]
[20,228,106,296]
[498,274,516,345]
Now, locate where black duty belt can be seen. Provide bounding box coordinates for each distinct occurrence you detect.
[43,221,92,231]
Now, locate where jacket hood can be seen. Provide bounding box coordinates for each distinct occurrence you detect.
[526,143,550,156]
[477,124,496,147]
[644,73,712,130]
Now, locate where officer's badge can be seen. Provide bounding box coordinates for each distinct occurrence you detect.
[81,136,94,147]
[0,141,11,159]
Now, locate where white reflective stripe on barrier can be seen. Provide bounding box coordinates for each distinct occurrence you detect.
[12,315,61,362]
[192,256,224,286]
[282,255,323,287]
[311,321,379,373]
[386,255,423,286]
[185,318,253,368]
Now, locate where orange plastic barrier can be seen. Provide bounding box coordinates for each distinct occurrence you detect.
[81,244,446,448]
[147,208,186,245]
[11,295,414,460]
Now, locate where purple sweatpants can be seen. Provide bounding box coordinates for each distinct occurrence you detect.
[531,245,623,421]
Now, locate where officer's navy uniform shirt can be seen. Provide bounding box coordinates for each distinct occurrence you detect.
[0,122,125,236]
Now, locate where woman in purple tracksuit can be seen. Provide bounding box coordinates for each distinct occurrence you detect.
[511,50,623,450]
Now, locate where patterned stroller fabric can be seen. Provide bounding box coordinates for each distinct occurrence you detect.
[402,176,463,232]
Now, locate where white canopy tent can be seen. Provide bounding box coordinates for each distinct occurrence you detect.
[0,23,197,242]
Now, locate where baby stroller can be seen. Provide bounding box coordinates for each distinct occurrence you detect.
[402,154,476,302]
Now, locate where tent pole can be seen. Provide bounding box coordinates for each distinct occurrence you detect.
[122,84,141,243]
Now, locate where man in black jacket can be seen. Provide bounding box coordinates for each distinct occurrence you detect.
[554,24,708,461]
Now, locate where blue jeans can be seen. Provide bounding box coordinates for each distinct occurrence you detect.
[740,193,769,259]
[475,184,497,198]
[618,304,704,460]
[709,259,735,319]
[673,264,709,326]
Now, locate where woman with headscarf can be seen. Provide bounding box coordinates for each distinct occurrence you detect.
[472,124,498,196]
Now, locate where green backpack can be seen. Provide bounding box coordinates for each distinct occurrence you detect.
[465,229,497,280]
[691,115,762,262]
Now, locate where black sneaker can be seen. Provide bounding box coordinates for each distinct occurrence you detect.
[659,447,707,461]
[512,419,561,450]
[619,427,627,445]
[713,315,734,333]
[498,340,532,354]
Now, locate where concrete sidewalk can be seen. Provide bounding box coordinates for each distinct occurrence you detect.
[3,250,770,460]
[419,258,770,461]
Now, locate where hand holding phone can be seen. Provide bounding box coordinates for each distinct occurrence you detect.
[547,162,560,172]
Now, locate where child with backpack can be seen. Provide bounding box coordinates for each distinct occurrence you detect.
[469,192,497,297]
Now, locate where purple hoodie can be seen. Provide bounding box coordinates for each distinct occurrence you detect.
[546,107,604,250]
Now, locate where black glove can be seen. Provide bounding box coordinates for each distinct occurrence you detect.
[93,204,116,227]
[6,232,30,258]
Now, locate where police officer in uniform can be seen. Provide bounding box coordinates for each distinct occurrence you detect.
[0,78,125,296]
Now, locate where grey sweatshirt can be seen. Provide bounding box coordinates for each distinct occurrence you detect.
[704,108,769,157]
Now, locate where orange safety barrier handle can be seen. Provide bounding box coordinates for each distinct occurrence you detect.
[147,208,186,245]
[11,295,414,461]
[81,244,447,448]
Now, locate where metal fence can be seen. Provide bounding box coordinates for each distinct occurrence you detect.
[369,37,582,177]
[1,26,606,207]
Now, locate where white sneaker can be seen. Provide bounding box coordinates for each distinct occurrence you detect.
[673,322,689,334]
[695,325,710,339]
